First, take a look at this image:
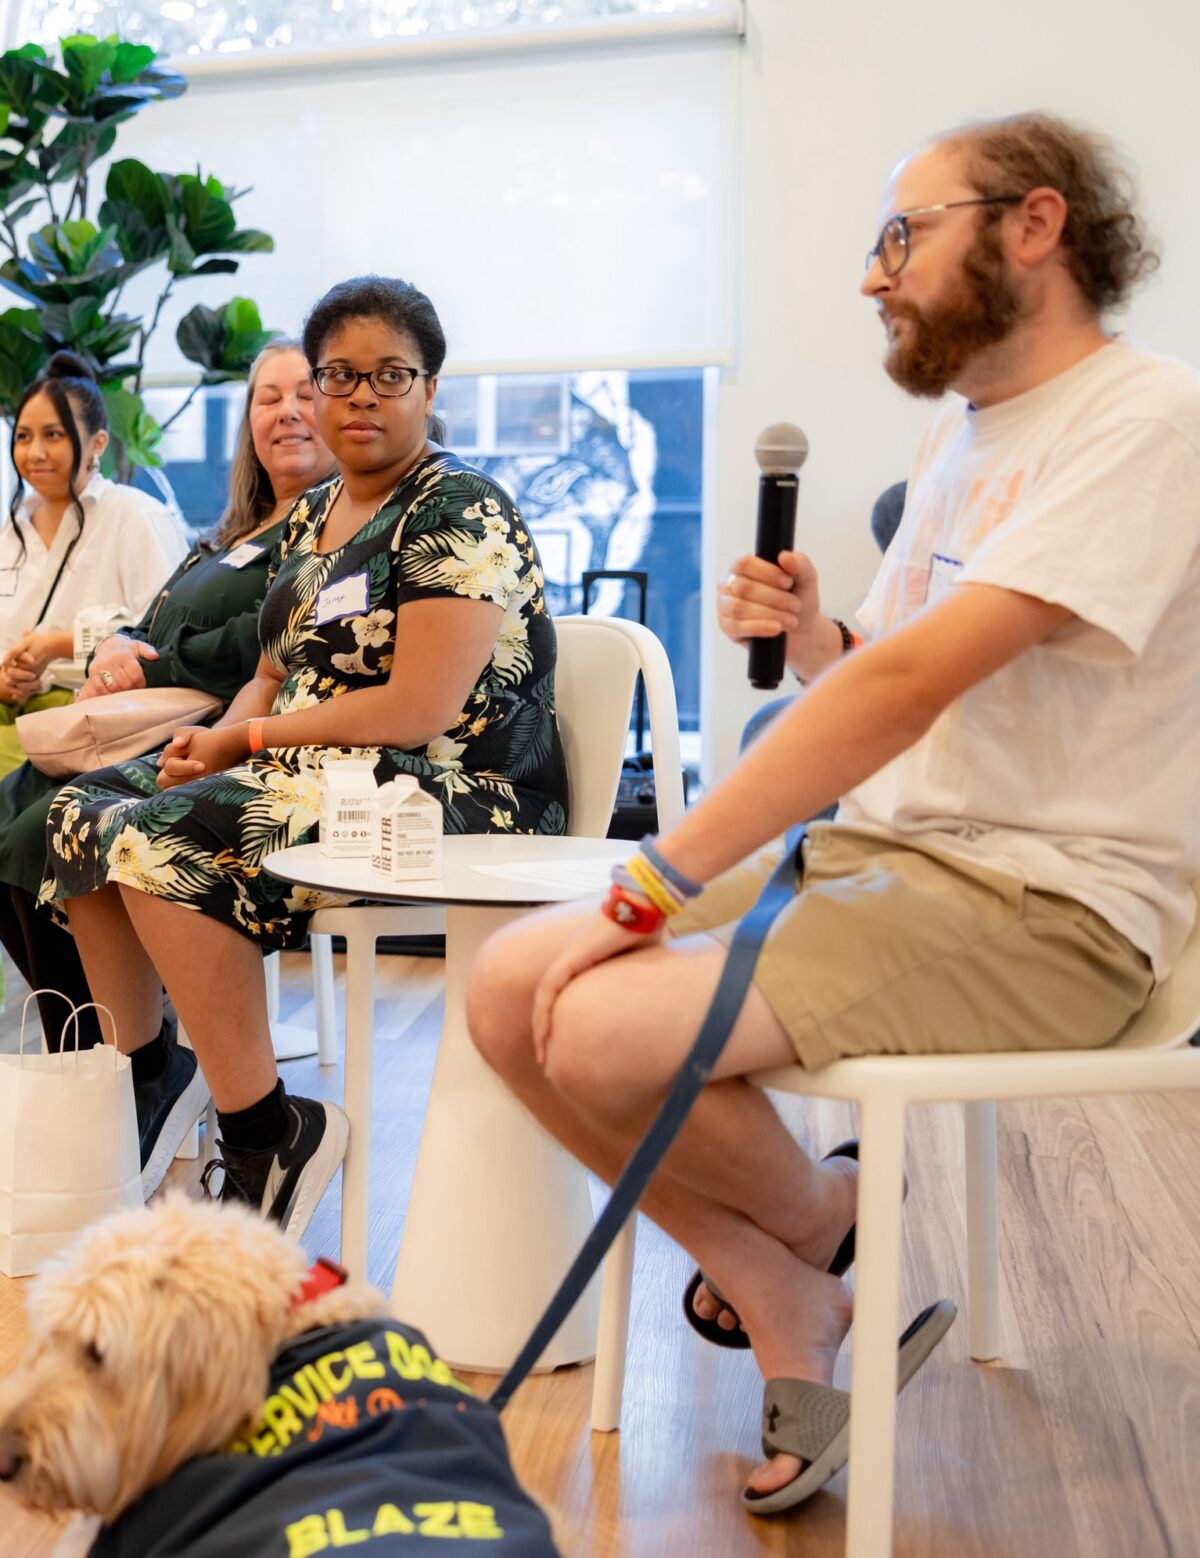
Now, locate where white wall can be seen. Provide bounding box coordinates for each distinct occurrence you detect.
[704,0,1200,779]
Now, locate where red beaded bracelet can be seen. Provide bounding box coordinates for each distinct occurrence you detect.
[601,884,666,935]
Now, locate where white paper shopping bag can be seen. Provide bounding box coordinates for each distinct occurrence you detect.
[0,995,143,1277]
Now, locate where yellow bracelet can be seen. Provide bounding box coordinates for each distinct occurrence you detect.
[626,853,685,916]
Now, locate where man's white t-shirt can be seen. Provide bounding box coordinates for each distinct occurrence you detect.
[0,472,188,656]
[841,338,1200,976]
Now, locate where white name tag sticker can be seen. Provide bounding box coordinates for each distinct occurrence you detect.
[0,568,17,597]
[314,570,370,626]
[220,541,266,570]
[926,552,964,605]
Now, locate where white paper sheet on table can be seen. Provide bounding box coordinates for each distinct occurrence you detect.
[470,858,615,893]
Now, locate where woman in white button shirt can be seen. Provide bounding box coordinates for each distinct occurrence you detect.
[0,351,188,778]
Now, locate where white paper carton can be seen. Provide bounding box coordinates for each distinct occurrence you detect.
[74,604,134,664]
[319,760,378,858]
[372,777,443,881]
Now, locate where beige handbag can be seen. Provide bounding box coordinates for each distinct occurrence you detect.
[16,685,223,778]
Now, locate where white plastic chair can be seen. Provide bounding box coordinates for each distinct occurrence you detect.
[590,887,1200,1555]
[311,614,686,1280]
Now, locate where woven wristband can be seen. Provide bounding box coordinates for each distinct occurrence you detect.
[640,835,702,900]
[625,853,685,915]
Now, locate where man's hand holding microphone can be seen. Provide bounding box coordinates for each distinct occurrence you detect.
[717,423,858,687]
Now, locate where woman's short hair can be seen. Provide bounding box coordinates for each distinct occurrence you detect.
[944,112,1160,313]
[7,350,107,554]
[211,337,332,550]
[302,275,448,445]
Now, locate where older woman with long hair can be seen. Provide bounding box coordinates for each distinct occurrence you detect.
[0,338,335,1051]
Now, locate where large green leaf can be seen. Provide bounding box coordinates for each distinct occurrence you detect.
[101,382,162,469]
[40,296,140,366]
[104,157,166,226]
[0,306,47,414]
[175,301,223,370]
[176,296,276,378]
[62,35,118,104]
[110,41,158,85]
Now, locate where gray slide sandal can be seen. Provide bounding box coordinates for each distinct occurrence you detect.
[741,1297,958,1516]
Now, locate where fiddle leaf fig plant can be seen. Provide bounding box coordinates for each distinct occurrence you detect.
[0,33,277,478]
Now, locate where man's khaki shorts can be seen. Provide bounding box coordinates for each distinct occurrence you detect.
[667,823,1154,1071]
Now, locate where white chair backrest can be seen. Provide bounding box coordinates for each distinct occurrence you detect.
[553,615,685,838]
[1111,884,1200,1051]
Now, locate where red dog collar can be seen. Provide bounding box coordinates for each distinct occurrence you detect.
[293,1256,348,1308]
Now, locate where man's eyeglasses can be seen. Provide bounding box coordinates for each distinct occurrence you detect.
[865,196,1025,277]
[313,366,430,398]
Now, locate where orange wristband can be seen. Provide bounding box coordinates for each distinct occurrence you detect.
[247,718,267,755]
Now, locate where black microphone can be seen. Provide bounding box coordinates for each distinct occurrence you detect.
[747,422,810,690]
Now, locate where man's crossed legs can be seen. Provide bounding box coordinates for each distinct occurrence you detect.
[466,901,859,1499]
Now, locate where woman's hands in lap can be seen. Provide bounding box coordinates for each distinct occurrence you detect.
[78,635,160,700]
[156,724,249,790]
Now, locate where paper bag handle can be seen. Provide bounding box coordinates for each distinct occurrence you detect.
[18,988,78,1060]
[17,992,118,1068]
[60,1002,118,1066]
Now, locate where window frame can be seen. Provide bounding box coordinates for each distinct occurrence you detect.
[13,2,744,80]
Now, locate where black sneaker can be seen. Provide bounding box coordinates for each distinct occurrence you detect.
[201,1095,349,1239]
[134,1043,211,1200]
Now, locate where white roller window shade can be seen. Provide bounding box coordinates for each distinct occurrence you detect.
[110,35,738,376]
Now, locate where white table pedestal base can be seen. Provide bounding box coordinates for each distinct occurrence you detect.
[390,904,600,1374]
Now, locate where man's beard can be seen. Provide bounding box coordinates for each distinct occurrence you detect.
[881,224,1023,398]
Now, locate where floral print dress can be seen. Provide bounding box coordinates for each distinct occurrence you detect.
[42,453,568,950]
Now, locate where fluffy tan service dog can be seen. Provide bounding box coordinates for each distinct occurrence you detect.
[0,1195,559,1557]
[0,1195,381,1535]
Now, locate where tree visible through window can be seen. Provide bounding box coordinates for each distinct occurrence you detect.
[27,0,727,58]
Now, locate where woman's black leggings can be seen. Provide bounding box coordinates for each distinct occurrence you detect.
[0,885,103,1050]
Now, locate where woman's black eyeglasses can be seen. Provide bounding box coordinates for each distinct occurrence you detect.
[313,366,430,398]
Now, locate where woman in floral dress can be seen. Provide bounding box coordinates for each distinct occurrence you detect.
[43,276,567,1233]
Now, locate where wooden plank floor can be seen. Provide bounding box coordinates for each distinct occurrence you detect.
[2,949,1199,1556]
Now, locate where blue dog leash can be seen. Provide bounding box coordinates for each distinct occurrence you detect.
[490,827,806,1411]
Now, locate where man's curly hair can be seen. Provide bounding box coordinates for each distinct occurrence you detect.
[942,112,1160,313]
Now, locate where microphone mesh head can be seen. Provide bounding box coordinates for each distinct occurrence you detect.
[754,423,809,476]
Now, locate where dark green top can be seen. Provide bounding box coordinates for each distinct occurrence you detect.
[117,516,286,698]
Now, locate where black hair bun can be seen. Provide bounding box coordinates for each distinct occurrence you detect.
[44,350,97,383]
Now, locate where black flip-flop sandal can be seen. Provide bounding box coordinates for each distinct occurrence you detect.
[682,1140,862,1351]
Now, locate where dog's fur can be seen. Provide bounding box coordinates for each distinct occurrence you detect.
[0,1194,386,1531]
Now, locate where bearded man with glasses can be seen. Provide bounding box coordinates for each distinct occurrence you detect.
[467,112,1200,1516]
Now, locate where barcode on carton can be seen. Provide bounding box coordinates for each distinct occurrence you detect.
[338,808,373,823]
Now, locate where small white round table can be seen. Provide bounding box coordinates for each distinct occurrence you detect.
[266,834,632,1373]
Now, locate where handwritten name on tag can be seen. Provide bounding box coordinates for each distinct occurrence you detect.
[925,552,964,605]
[314,570,370,626]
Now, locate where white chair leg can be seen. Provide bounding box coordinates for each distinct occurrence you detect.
[264,949,281,1022]
[591,1215,637,1432]
[176,1021,199,1159]
[203,1099,218,1167]
[963,1099,1002,1362]
[339,921,377,1281]
[265,946,319,1061]
[311,932,338,1067]
[175,1122,200,1160]
[844,1096,908,1558]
